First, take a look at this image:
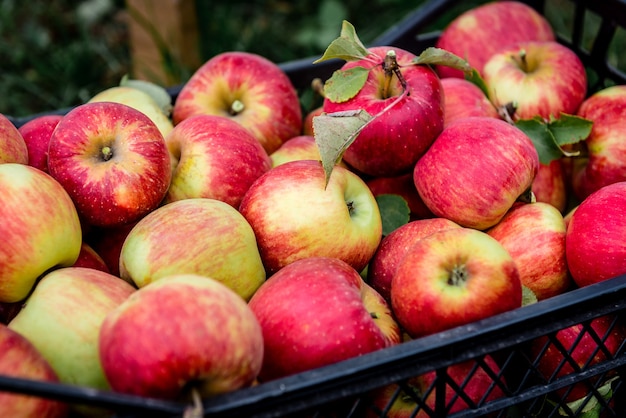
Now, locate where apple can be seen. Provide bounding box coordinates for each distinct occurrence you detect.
[367,355,505,417]
[99,273,264,400]
[0,324,68,418]
[365,173,435,221]
[486,202,572,300]
[84,222,137,278]
[0,112,28,164]
[322,46,444,177]
[529,314,626,403]
[47,101,172,228]
[88,85,174,138]
[572,85,626,201]
[72,242,110,273]
[565,181,626,288]
[8,267,136,393]
[239,159,382,275]
[367,217,462,303]
[163,114,271,208]
[391,227,522,338]
[435,0,555,79]
[172,51,302,154]
[414,116,539,230]
[248,257,400,382]
[17,114,63,173]
[119,198,266,301]
[440,77,499,127]
[0,163,82,303]
[482,41,587,121]
[532,160,568,213]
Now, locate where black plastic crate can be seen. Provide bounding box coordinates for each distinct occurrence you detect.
[3,0,626,417]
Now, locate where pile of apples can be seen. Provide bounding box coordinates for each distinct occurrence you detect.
[1,1,626,417]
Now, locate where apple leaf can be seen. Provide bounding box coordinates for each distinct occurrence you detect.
[560,377,618,417]
[521,285,538,306]
[313,20,370,64]
[313,109,373,186]
[119,75,173,116]
[515,118,562,164]
[411,47,473,75]
[547,113,593,147]
[323,67,370,103]
[375,194,410,236]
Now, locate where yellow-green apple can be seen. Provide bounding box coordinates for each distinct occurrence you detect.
[0,113,28,164]
[366,173,435,221]
[88,85,174,138]
[367,218,461,303]
[435,1,555,78]
[239,159,382,275]
[0,324,68,418]
[529,314,626,403]
[99,274,264,400]
[532,160,568,213]
[248,257,400,382]
[8,267,136,393]
[17,114,63,173]
[322,46,444,177]
[566,181,626,288]
[0,163,82,303]
[486,202,572,300]
[119,198,265,300]
[572,85,626,201]
[391,227,522,338]
[72,242,110,273]
[482,41,587,121]
[367,355,506,417]
[85,222,137,278]
[163,114,271,208]
[414,116,539,230]
[47,101,172,227]
[440,77,499,128]
[172,51,302,154]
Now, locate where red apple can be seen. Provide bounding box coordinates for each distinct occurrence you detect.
[391,227,522,338]
[172,51,302,154]
[84,222,137,278]
[414,116,539,230]
[435,1,555,78]
[0,324,68,418]
[17,114,63,173]
[0,163,82,303]
[72,242,110,273]
[368,355,506,417]
[532,159,568,213]
[486,202,572,300]
[47,101,172,227]
[482,41,587,121]
[99,274,264,400]
[366,173,435,221]
[119,198,266,301]
[322,46,444,177]
[440,77,499,128]
[572,85,626,201]
[248,257,401,382]
[367,217,462,303]
[163,114,271,208]
[529,314,626,403]
[0,112,28,164]
[239,159,382,275]
[565,181,626,288]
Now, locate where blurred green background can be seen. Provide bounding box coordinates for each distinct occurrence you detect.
[1,0,625,120]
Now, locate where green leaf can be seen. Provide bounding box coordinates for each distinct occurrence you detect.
[411,47,472,75]
[313,109,373,186]
[464,67,490,98]
[515,117,563,164]
[548,113,593,147]
[119,75,173,116]
[375,194,410,236]
[521,285,538,306]
[323,66,369,103]
[313,20,370,64]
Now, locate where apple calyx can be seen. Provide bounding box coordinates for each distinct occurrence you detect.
[448,265,469,287]
[229,99,245,116]
[101,146,114,161]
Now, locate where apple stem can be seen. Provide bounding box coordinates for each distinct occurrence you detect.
[382,50,407,99]
[101,146,113,161]
[516,49,528,72]
[230,99,245,116]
